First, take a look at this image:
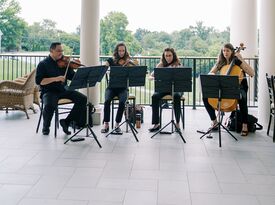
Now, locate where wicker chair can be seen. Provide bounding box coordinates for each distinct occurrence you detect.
[14,73,40,107]
[0,69,36,119]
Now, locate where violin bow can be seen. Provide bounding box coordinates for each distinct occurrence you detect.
[64,45,75,77]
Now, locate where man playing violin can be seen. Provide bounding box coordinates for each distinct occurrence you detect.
[202,43,255,136]
[101,42,137,134]
[36,42,88,135]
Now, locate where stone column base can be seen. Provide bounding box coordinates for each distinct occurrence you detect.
[92,105,102,125]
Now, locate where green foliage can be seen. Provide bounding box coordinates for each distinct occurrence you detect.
[59,32,80,54]
[21,20,55,51]
[100,11,141,55]
[0,0,27,51]
[132,21,230,57]
[21,19,80,54]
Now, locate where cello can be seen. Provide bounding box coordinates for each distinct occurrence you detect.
[208,43,246,112]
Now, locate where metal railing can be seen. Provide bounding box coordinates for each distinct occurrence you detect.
[0,53,258,108]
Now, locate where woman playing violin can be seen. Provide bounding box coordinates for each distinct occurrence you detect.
[101,42,136,133]
[148,47,183,132]
[203,43,255,136]
[35,42,90,135]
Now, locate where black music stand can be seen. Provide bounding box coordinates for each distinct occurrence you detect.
[64,65,108,148]
[199,74,240,147]
[105,66,147,142]
[151,67,192,143]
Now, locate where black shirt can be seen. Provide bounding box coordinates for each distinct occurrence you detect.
[107,57,120,66]
[35,55,75,95]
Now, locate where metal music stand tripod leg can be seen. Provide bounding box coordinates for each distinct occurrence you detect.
[106,78,138,141]
[199,75,239,147]
[199,92,238,147]
[64,81,102,148]
[151,82,186,143]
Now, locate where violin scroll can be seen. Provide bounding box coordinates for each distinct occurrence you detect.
[235,43,246,53]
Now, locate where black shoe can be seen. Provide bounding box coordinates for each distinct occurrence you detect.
[161,102,169,108]
[114,127,122,134]
[175,127,181,133]
[208,124,219,131]
[101,127,109,133]
[208,121,219,131]
[148,125,160,132]
[60,119,71,135]
[42,128,50,135]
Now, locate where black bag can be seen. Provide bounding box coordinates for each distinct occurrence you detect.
[226,110,263,133]
[135,104,144,123]
[125,104,144,124]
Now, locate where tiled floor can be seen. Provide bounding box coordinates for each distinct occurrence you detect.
[0,106,274,205]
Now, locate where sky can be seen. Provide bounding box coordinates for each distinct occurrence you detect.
[17,0,231,33]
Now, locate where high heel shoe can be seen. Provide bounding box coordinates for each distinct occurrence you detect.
[101,127,109,133]
[148,125,160,132]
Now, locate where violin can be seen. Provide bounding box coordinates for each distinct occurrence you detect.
[57,55,84,69]
[118,58,138,67]
[208,43,246,112]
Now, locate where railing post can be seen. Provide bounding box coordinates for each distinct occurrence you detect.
[254,58,258,103]
[192,58,196,109]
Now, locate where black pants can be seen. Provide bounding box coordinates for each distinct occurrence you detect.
[151,92,182,124]
[202,89,248,123]
[103,87,127,123]
[42,90,87,130]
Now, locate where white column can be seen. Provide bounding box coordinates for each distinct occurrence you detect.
[80,0,101,124]
[230,0,258,121]
[230,0,257,57]
[258,0,275,125]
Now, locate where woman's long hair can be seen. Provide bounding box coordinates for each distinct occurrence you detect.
[160,47,181,67]
[113,42,130,64]
[216,43,235,70]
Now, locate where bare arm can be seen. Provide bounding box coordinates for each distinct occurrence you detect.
[149,62,163,80]
[235,53,255,77]
[208,64,219,74]
[105,61,110,67]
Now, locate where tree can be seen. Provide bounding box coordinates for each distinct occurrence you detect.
[134,28,151,41]
[189,21,214,41]
[21,19,80,54]
[171,29,193,50]
[0,0,27,51]
[100,11,141,55]
[136,31,172,56]
[59,32,80,55]
[21,20,57,51]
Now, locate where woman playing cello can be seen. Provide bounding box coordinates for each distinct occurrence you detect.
[202,43,255,136]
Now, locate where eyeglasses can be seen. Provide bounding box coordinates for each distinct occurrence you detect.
[55,49,63,53]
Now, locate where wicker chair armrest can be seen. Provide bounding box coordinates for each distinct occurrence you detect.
[0,81,25,90]
[14,77,28,83]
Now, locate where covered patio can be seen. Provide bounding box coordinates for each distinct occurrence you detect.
[0,106,274,205]
[0,0,275,204]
